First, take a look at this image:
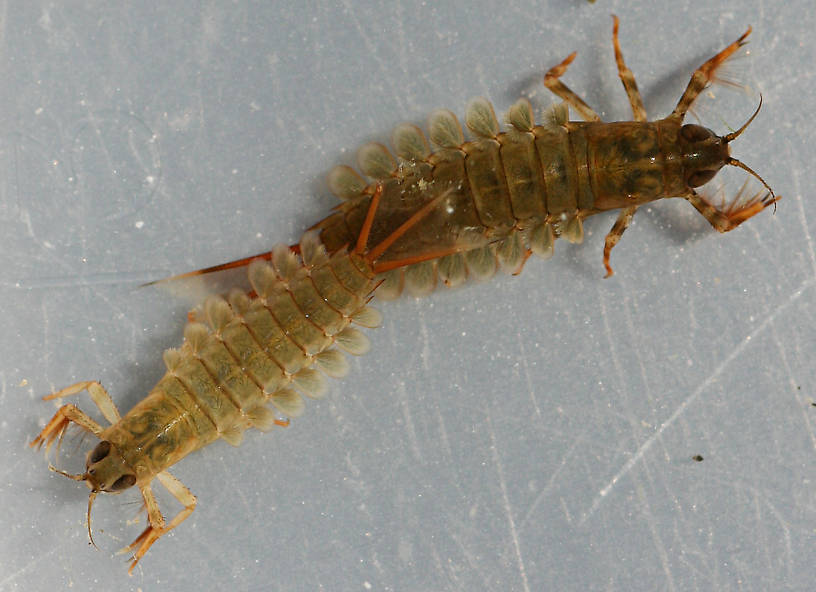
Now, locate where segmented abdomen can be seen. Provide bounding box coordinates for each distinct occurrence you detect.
[312,99,589,298]
[105,233,379,478]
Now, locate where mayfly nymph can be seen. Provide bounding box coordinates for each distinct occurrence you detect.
[32,17,777,574]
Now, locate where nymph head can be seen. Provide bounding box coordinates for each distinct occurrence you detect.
[50,439,137,547]
[679,96,774,199]
[83,440,137,494]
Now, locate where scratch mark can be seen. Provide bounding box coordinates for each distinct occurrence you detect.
[634,479,677,592]
[761,495,794,579]
[768,321,816,451]
[0,545,58,587]
[515,332,541,418]
[219,456,252,515]
[598,282,631,404]
[417,312,431,372]
[10,270,166,289]
[398,382,423,464]
[580,277,815,524]
[485,413,531,592]
[517,433,586,532]
[339,0,407,115]
[788,168,816,279]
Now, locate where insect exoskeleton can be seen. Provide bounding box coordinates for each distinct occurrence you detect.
[31,16,781,575]
[30,192,399,573]
[306,16,778,295]
[165,18,777,299]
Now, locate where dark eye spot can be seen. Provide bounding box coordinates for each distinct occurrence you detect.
[681,124,712,142]
[109,474,137,491]
[88,441,111,465]
[687,169,717,188]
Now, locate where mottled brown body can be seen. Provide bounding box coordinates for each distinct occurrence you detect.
[300,20,775,295]
[31,18,778,574]
[316,119,691,260]
[165,18,775,295]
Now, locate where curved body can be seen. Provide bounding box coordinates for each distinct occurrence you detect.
[31,18,777,574]
[32,232,381,572]
[107,240,377,482]
[303,23,774,297]
[315,118,687,270]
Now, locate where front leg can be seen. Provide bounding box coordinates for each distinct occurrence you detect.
[686,187,778,233]
[121,470,197,575]
[31,380,122,454]
[672,27,752,119]
[30,404,106,453]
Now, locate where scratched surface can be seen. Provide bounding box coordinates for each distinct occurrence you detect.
[2,1,814,590]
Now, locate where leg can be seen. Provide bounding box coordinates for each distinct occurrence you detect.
[366,186,457,265]
[42,380,121,424]
[373,245,470,274]
[121,471,197,575]
[511,249,533,276]
[30,404,106,452]
[611,16,647,122]
[355,182,383,254]
[544,53,601,122]
[672,27,752,119]
[685,187,777,233]
[603,205,638,277]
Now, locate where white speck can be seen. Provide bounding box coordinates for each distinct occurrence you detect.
[135,220,144,229]
[37,8,52,31]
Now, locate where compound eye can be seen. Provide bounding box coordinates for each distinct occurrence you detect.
[87,441,111,465]
[681,124,712,142]
[108,474,137,491]
[687,169,718,188]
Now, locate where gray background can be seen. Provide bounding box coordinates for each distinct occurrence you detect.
[2,1,814,590]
